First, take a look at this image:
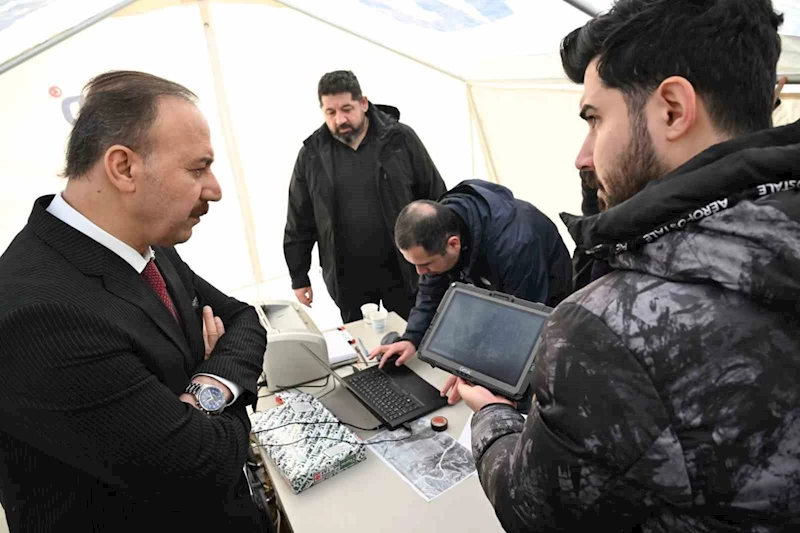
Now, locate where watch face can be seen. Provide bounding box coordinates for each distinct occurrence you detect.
[198,386,226,412]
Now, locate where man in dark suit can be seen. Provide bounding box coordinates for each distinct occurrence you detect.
[0,71,267,531]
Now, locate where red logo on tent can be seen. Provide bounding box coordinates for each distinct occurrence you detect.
[49,86,62,98]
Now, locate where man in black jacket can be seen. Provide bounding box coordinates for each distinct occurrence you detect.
[456,1,800,531]
[283,70,446,322]
[0,71,266,532]
[369,179,572,381]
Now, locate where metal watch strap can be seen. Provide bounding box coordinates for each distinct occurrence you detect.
[185,382,204,396]
[185,382,225,415]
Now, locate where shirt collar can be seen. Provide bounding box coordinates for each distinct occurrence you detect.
[46,192,154,274]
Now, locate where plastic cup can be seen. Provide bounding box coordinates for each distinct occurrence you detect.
[370,309,388,333]
[360,303,378,325]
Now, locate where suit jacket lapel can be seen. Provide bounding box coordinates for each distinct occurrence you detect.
[155,251,204,368]
[101,260,193,364]
[29,196,193,365]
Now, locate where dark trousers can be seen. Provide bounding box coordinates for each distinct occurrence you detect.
[338,283,415,324]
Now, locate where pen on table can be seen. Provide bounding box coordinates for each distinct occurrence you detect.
[347,338,366,365]
[348,338,367,365]
[356,337,371,365]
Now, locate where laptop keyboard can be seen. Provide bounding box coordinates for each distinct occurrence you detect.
[348,366,422,421]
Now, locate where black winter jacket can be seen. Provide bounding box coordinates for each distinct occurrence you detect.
[472,121,800,532]
[283,103,446,306]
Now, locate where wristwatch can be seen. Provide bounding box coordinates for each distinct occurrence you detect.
[184,382,227,415]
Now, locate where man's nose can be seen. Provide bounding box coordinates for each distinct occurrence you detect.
[575,137,593,171]
[202,172,222,202]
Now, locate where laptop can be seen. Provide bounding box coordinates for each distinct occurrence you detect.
[417,283,552,401]
[301,341,447,431]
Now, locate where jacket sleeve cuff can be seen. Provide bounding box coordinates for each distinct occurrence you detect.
[397,332,422,347]
[291,275,311,290]
[471,403,525,462]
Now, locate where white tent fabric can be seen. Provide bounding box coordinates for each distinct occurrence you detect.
[1,0,799,335]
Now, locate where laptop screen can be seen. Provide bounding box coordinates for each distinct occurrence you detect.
[424,290,547,386]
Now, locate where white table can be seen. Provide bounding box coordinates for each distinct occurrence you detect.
[255,312,504,533]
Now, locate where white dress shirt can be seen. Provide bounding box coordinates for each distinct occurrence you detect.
[47,193,242,404]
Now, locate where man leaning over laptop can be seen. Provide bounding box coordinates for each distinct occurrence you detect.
[368,179,572,400]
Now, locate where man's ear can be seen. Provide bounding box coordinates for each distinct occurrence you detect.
[103,145,138,193]
[447,235,461,250]
[360,96,368,112]
[653,76,697,142]
[774,75,788,110]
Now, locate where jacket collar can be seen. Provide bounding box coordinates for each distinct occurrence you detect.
[561,119,800,257]
[303,100,400,150]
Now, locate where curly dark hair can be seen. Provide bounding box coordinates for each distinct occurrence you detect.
[317,70,362,104]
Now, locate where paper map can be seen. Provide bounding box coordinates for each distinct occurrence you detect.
[365,417,476,502]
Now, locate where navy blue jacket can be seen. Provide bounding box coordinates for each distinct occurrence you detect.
[401,180,572,347]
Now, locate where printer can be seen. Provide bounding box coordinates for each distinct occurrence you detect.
[256,300,329,392]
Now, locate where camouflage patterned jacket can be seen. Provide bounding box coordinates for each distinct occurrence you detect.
[471,121,800,532]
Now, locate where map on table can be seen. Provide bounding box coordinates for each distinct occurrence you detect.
[365,417,475,502]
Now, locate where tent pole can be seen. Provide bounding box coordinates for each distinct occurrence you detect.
[0,0,139,76]
[466,84,499,184]
[561,0,599,17]
[469,94,476,179]
[197,0,265,287]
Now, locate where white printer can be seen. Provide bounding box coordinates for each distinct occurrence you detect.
[256,300,329,392]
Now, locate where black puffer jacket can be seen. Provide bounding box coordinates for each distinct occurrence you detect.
[401,180,572,347]
[283,103,446,306]
[471,121,800,532]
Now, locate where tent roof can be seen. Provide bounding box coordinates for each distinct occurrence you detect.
[1,0,799,83]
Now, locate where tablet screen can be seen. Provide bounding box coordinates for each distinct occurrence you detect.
[425,290,546,385]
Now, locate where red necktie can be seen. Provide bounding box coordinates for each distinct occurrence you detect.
[141,260,181,324]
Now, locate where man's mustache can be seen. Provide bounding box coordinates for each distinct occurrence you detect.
[190,204,209,218]
[579,169,598,189]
